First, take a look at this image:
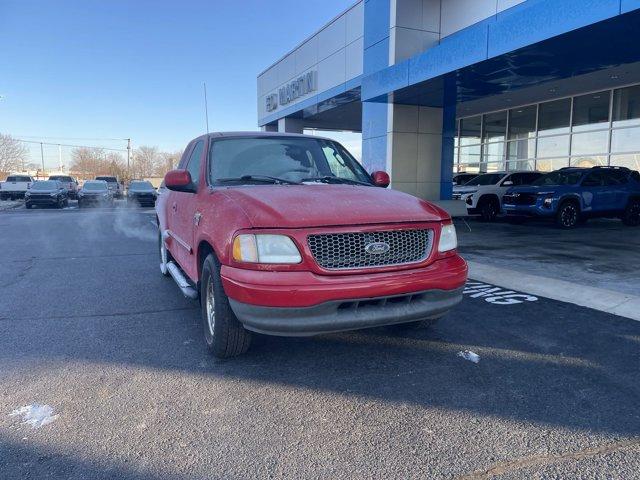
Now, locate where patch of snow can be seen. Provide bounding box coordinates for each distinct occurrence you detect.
[10,404,59,428]
[457,350,480,363]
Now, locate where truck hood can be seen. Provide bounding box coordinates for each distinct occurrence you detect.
[453,185,478,194]
[218,184,447,228]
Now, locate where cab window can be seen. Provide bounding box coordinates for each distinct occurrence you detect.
[186,140,204,188]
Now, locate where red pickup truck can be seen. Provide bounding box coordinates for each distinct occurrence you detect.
[157,132,467,357]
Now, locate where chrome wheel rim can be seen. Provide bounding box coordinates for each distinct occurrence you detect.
[206,280,215,337]
[561,205,577,227]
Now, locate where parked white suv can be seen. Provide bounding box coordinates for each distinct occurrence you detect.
[453,171,543,221]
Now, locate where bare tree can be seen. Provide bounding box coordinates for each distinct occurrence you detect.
[0,134,29,173]
[104,152,126,178]
[132,146,160,179]
[69,147,106,176]
[157,150,183,176]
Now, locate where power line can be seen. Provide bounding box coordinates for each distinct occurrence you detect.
[15,138,127,152]
[10,135,128,141]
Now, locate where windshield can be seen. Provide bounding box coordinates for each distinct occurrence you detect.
[96,176,117,183]
[49,176,72,182]
[532,170,584,186]
[83,182,108,191]
[129,181,154,191]
[6,176,31,182]
[32,181,58,190]
[209,137,372,186]
[464,173,506,186]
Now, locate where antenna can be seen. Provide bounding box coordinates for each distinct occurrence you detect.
[203,82,210,133]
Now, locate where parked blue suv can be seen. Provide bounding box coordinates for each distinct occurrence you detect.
[503,166,640,228]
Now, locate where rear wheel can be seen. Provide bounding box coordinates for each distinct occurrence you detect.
[479,197,499,221]
[556,200,580,229]
[622,199,640,226]
[201,254,251,358]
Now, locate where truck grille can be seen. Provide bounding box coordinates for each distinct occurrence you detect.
[307,229,433,270]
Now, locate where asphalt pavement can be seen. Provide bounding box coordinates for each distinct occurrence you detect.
[1,203,639,479]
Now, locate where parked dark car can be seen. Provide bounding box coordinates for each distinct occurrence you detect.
[25,180,69,209]
[48,175,79,199]
[453,173,478,186]
[95,176,123,198]
[503,166,640,228]
[127,180,157,207]
[78,180,114,208]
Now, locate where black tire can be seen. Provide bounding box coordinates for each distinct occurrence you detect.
[25,203,32,209]
[57,198,63,209]
[78,201,83,208]
[200,253,251,358]
[479,197,499,222]
[622,199,640,226]
[556,200,580,229]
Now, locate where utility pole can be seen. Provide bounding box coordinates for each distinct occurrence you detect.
[40,142,45,177]
[126,138,131,179]
[58,144,62,172]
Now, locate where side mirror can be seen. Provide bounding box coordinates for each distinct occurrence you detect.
[502,180,514,186]
[164,170,195,193]
[371,171,390,188]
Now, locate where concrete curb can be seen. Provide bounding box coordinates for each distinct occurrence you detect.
[467,260,640,322]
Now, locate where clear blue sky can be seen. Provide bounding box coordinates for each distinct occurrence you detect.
[0,0,354,166]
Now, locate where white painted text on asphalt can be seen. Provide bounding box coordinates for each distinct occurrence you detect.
[464,281,539,305]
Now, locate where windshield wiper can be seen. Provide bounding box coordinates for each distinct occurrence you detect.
[301,176,371,186]
[215,175,301,185]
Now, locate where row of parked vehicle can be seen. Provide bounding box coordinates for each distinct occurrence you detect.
[452,166,640,228]
[0,174,158,209]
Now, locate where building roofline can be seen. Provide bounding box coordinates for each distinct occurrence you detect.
[256,0,361,78]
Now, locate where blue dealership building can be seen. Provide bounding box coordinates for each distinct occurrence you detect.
[258,0,640,200]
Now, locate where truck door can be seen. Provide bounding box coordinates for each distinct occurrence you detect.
[168,139,205,281]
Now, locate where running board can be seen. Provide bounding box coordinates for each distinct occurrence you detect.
[166,262,199,299]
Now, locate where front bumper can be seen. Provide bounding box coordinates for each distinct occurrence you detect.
[230,287,464,336]
[503,203,555,218]
[221,254,467,336]
[26,196,61,205]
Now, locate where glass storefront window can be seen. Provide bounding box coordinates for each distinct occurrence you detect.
[611,126,640,153]
[612,85,640,128]
[572,91,610,132]
[507,139,535,160]
[610,153,640,171]
[459,145,481,164]
[482,142,505,163]
[459,116,481,146]
[506,160,535,171]
[508,105,537,140]
[536,158,569,172]
[570,156,608,168]
[484,162,505,173]
[571,130,608,156]
[482,111,507,143]
[537,135,570,158]
[538,98,571,136]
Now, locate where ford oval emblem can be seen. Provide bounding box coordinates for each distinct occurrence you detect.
[365,242,390,255]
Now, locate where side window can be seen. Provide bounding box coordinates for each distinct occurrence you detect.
[582,171,605,187]
[186,140,204,188]
[508,173,523,186]
[178,142,194,169]
[607,171,628,185]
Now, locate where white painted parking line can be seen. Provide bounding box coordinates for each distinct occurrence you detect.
[464,281,539,305]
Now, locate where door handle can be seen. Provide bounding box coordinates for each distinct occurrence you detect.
[194,212,202,226]
[172,202,177,212]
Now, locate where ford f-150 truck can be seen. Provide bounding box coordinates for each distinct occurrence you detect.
[157,132,467,358]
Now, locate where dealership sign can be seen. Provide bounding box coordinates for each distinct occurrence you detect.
[266,71,316,112]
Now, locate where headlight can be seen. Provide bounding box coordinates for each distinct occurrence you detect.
[233,234,301,264]
[543,197,553,208]
[438,223,458,253]
[50,192,58,197]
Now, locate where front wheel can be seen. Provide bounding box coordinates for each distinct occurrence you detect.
[201,254,251,358]
[556,201,580,229]
[622,199,640,226]
[479,197,499,221]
